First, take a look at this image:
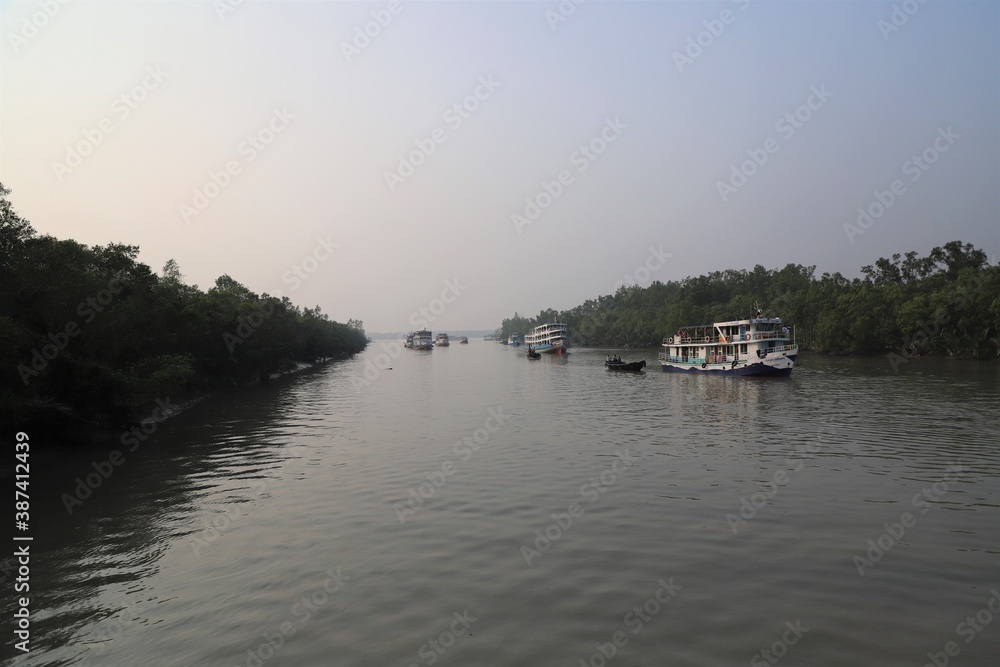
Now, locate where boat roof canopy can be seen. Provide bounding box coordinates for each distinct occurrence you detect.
[678,318,784,330]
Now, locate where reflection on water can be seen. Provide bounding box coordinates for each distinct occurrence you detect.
[5,346,999,667]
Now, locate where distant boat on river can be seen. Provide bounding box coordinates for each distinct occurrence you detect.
[524,323,569,355]
[411,330,433,350]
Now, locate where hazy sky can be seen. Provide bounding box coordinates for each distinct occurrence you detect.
[2,0,997,332]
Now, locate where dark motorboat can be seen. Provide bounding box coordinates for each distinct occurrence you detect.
[605,358,646,371]
[526,347,541,360]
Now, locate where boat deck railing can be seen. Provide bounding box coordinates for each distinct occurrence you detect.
[662,331,793,346]
[658,353,729,364]
[659,344,797,364]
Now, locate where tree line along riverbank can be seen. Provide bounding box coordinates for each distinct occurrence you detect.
[495,241,999,359]
[0,183,367,444]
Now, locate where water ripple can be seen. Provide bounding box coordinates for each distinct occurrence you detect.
[6,348,999,667]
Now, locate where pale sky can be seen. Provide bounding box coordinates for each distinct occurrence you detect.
[2,0,997,332]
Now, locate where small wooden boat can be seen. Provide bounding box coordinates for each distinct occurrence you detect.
[526,347,541,360]
[605,359,645,371]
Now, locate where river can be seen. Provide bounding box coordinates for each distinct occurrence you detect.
[5,342,999,666]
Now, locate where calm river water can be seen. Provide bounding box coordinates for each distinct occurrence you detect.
[5,342,999,666]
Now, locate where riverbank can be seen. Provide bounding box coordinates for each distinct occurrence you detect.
[12,354,360,448]
[2,182,369,450]
[494,242,998,360]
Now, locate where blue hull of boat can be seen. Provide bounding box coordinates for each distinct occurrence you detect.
[530,344,567,354]
[660,363,792,377]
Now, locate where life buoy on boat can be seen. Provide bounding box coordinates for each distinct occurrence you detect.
[745,333,751,341]
[668,336,674,344]
[701,362,707,369]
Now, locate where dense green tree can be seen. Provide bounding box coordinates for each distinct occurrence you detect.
[496,244,999,360]
[0,184,367,440]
